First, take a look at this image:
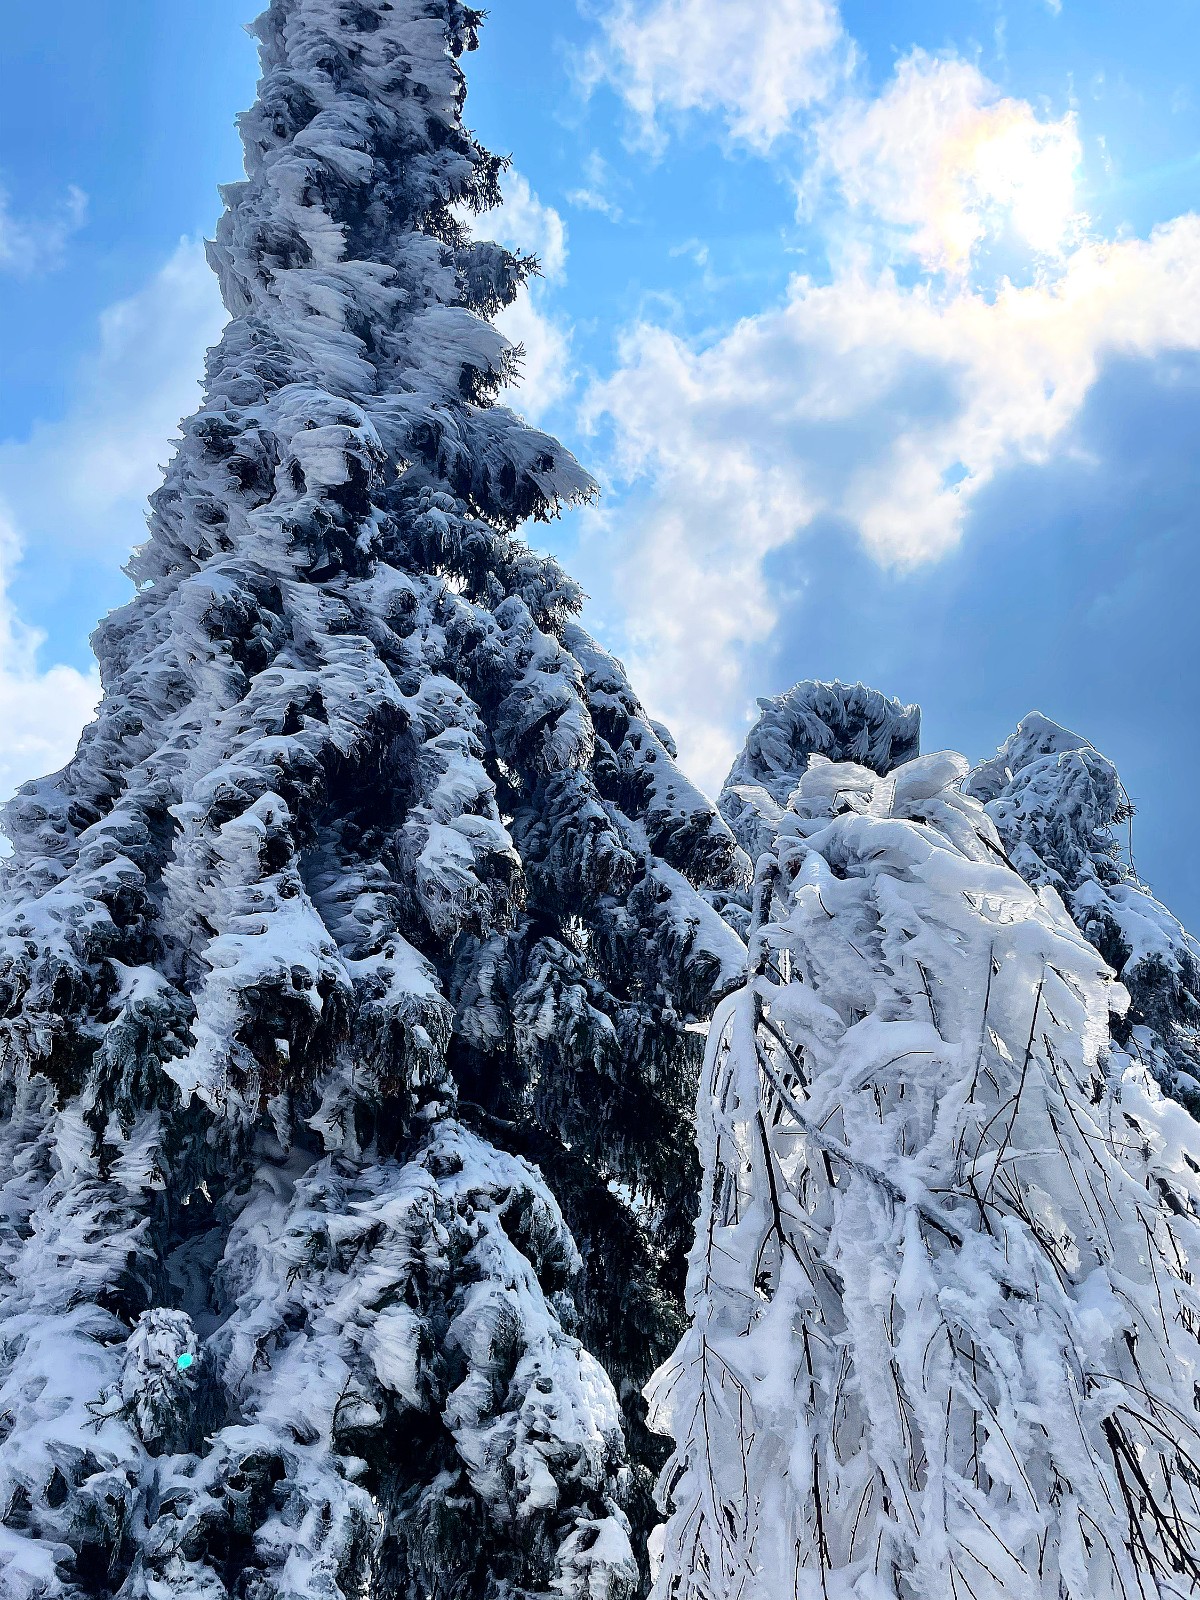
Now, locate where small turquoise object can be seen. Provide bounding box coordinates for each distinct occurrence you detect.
[176,1353,195,1372]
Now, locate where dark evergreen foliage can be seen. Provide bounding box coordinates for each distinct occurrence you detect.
[0,5,743,1595]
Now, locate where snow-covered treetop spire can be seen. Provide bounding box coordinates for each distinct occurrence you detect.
[725,680,920,802]
[190,0,591,552]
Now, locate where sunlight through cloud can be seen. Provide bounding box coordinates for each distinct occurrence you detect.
[815,51,1083,273]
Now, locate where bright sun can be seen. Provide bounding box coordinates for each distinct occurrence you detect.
[974,111,1081,255]
[933,103,1082,270]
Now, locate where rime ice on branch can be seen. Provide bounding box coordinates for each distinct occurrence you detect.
[968,712,1200,1113]
[650,725,1200,1599]
[0,3,743,1596]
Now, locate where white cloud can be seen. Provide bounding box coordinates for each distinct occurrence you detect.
[585,0,850,152]
[488,173,576,421]
[491,170,568,280]
[496,292,575,420]
[0,183,88,275]
[581,216,1200,791]
[569,42,1181,790]
[0,238,226,563]
[0,507,99,806]
[0,239,224,803]
[813,50,1083,272]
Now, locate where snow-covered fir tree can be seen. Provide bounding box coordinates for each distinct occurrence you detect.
[650,719,1200,1598]
[967,712,1200,1113]
[0,4,744,1596]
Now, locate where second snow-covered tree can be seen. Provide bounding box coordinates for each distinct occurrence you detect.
[651,706,1200,1598]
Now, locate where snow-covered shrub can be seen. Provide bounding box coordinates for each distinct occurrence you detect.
[112,1309,201,1455]
[651,745,1200,1599]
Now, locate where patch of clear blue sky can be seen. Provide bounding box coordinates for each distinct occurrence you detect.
[2,0,1200,920]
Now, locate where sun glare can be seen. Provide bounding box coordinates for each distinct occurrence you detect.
[972,110,1081,256]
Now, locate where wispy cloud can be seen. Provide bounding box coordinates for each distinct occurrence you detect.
[583,0,851,153]
[566,153,625,222]
[0,183,88,275]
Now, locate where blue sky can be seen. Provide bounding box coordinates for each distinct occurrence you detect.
[2,0,1199,927]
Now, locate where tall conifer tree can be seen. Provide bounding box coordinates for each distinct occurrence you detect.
[0,5,743,1596]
